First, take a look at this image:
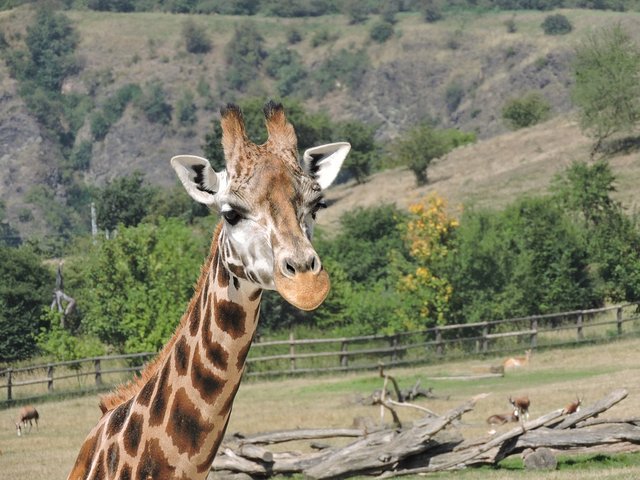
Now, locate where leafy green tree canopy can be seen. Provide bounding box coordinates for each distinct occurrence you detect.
[0,246,53,362]
[96,171,154,231]
[392,125,475,186]
[572,24,640,146]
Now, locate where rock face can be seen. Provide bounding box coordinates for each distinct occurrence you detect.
[522,447,558,470]
[0,71,60,237]
[0,10,580,241]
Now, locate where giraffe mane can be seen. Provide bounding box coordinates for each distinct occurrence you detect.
[98,222,223,414]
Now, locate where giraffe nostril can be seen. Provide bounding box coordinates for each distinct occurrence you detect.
[281,258,297,278]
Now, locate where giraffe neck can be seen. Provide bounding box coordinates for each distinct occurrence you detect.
[68,224,263,480]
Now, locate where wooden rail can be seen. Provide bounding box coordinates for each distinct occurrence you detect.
[1,303,639,407]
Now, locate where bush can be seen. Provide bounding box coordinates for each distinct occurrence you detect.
[312,48,370,97]
[310,29,338,48]
[175,89,197,126]
[69,140,92,170]
[502,92,551,130]
[286,27,303,44]
[369,21,394,44]
[135,80,172,125]
[90,111,111,140]
[541,14,573,35]
[182,19,212,54]
[445,82,465,113]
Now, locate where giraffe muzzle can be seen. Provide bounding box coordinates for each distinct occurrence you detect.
[274,269,331,311]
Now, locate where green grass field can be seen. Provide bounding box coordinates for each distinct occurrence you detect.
[1,337,640,479]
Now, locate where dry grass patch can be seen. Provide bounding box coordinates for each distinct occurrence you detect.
[1,338,639,479]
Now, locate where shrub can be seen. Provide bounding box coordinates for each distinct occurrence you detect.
[445,82,465,113]
[90,111,111,140]
[286,27,303,44]
[69,140,92,170]
[182,19,212,54]
[541,14,573,35]
[312,48,369,97]
[502,92,551,130]
[176,89,197,126]
[310,28,338,48]
[135,80,172,125]
[369,21,394,44]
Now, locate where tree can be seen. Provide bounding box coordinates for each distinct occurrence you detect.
[442,196,598,325]
[502,92,551,130]
[76,218,208,352]
[392,125,475,186]
[393,194,457,330]
[96,172,154,232]
[0,246,53,362]
[334,120,380,184]
[572,24,640,148]
[552,161,640,301]
[541,14,573,35]
[182,19,212,54]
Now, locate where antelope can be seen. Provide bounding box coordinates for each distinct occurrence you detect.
[15,405,39,436]
[509,395,530,421]
[503,349,532,370]
[486,411,519,425]
[563,397,582,415]
[486,410,519,435]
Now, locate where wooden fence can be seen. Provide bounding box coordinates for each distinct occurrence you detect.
[2,302,639,407]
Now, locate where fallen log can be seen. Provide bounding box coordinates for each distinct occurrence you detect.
[236,428,365,445]
[551,388,628,430]
[304,397,479,479]
[515,423,640,449]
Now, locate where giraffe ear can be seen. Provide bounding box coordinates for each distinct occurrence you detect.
[171,155,222,205]
[302,142,350,190]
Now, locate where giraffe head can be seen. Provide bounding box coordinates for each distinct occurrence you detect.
[171,101,350,311]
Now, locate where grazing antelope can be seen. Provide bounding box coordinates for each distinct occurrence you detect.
[503,349,532,370]
[562,397,582,415]
[15,405,39,436]
[509,395,530,421]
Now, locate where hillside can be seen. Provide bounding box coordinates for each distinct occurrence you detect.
[318,115,640,230]
[0,6,639,240]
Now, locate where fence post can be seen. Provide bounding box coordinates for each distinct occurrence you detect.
[435,328,443,357]
[390,335,399,364]
[94,358,102,386]
[7,368,12,402]
[530,318,538,348]
[289,331,296,372]
[47,365,54,392]
[576,312,584,341]
[340,341,349,368]
[617,307,623,336]
[481,323,489,353]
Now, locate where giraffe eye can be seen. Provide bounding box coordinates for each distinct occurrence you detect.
[222,209,241,225]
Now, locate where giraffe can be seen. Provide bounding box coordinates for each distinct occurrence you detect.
[67,101,350,480]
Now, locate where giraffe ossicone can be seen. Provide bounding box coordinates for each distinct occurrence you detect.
[67,100,350,480]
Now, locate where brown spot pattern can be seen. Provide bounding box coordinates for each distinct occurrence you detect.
[119,464,131,480]
[190,348,224,403]
[89,450,105,480]
[107,442,120,477]
[167,387,213,456]
[174,336,190,376]
[123,412,143,457]
[235,340,253,371]
[107,398,133,438]
[68,425,103,480]
[216,260,230,288]
[228,263,246,279]
[134,438,176,480]
[214,298,247,339]
[149,359,172,426]
[196,419,228,474]
[189,294,202,336]
[220,381,242,417]
[136,374,157,407]
[201,309,229,371]
[249,289,261,301]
